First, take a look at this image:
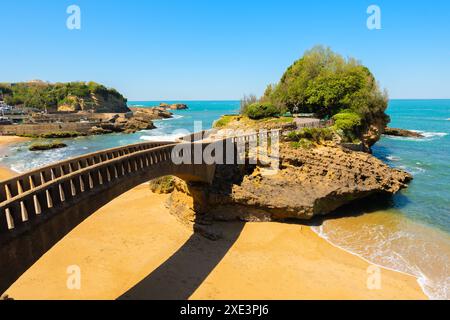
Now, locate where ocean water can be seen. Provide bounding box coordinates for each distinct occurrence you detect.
[0,101,240,172]
[1,99,449,299]
[313,99,450,300]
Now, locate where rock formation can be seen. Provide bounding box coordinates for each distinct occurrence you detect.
[156,103,188,110]
[169,103,188,110]
[159,142,412,226]
[129,107,173,119]
[57,93,130,113]
[384,127,424,138]
[88,112,158,135]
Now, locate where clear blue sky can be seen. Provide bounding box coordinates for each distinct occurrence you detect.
[1,0,449,100]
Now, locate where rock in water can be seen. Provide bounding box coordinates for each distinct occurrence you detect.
[29,142,67,151]
[384,127,424,138]
[170,103,188,110]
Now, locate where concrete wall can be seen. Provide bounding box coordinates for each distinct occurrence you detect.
[0,122,97,136]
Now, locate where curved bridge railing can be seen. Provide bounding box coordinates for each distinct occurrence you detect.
[0,141,173,203]
[0,129,280,295]
[0,143,180,234]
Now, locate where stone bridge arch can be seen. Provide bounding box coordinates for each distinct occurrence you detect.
[0,142,218,294]
[0,130,279,295]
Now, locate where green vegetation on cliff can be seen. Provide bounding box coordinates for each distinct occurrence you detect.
[240,45,390,144]
[213,115,293,130]
[261,46,388,120]
[287,127,334,149]
[0,81,128,112]
[331,110,363,142]
[246,102,280,120]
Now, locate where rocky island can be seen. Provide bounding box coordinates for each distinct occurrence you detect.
[150,47,413,235]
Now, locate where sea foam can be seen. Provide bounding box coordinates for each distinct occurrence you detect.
[386,155,401,161]
[416,131,448,138]
[311,220,450,300]
[385,130,448,142]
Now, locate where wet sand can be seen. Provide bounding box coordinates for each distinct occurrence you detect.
[3,182,427,300]
[314,211,450,300]
[0,136,30,180]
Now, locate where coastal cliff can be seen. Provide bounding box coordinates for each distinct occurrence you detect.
[148,47,410,231]
[0,82,180,136]
[240,46,391,151]
[57,92,129,113]
[150,141,411,231]
[0,81,130,113]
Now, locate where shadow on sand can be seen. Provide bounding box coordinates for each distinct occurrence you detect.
[302,192,412,227]
[118,191,407,300]
[118,221,245,300]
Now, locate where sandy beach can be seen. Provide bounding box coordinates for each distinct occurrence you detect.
[0,169,426,300]
[0,138,426,300]
[0,136,30,180]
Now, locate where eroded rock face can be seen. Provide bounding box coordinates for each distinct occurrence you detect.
[129,107,173,119]
[362,112,391,149]
[169,103,188,110]
[57,93,130,113]
[162,143,412,224]
[384,127,424,138]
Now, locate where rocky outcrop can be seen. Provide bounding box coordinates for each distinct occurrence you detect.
[29,142,67,151]
[156,103,188,110]
[160,143,412,225]
[169,103,188,110]
[384,127,424,138]
[129,107,173,119]
[119,116,157,133]
[361,112,391,149]
[88,115,157,135]
[57,92,130,113]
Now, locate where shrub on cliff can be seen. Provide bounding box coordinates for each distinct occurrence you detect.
[149,176,177,194]
[246,102,279,120]
[214,115,238,128]
[291,139,314,149]
[287,127,334,144]
[332,110,363,142]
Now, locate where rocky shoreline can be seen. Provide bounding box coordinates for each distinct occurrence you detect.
[0,104,188,137]
[150,138,412,238]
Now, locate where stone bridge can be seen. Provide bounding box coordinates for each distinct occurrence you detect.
[0,130,279,295]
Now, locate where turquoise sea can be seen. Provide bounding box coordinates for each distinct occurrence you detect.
[375,100,450,233]
[314,99,450,300]
[1,100,449,299]
[0,101,240,172]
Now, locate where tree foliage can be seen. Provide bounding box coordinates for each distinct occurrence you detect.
[246,102,279,120]
[0,81,126,111]
[240,94,258,115]
[264,46,389,122]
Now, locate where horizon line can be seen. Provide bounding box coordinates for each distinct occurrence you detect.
[127,98,450,102]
